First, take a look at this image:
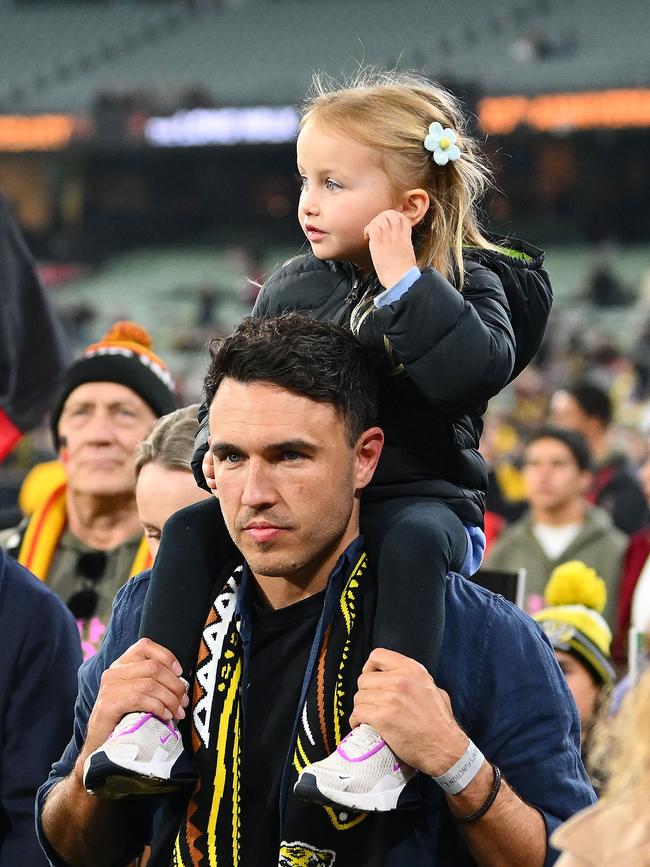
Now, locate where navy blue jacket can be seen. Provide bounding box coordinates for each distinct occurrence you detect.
[37,556,594,866]
[0,549,81,866]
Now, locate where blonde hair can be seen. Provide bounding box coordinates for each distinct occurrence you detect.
[588,666,650,820]
[135,404,199,478]
[301,68,497,286]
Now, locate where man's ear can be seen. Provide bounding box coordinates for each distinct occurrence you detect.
[399,188,430,227]
[354,426,384,493]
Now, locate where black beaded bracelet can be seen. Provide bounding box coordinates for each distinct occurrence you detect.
[453,764,502,825]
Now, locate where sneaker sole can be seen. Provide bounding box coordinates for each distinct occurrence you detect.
[294,771,405,812]
[83,752,196,799]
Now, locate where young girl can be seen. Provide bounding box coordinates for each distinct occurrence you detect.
[85,70,552,811]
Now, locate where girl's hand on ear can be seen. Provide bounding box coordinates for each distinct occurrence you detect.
[365,210,417,289]
[202,440,217,493]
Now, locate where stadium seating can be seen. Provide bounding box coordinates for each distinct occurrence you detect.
[0,0,647,114]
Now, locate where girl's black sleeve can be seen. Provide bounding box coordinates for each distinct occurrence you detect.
[353,264,516,412]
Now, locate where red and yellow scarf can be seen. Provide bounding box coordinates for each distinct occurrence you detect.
[17,482,151,581]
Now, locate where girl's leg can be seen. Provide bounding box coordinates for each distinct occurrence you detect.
[139,495,237,678]
[294,497,468,812]
[361,497,467,673]
[84,497,236,798]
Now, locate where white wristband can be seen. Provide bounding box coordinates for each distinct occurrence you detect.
[432,738,485,795]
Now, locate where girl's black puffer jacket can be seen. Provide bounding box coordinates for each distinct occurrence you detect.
[194,239,552,528]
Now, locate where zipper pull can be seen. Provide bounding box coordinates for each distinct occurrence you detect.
[345,278,361,305]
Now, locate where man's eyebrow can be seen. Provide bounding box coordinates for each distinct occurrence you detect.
[63,400,93,410]
[211,439,319,456]
[266,439,319,454]
[64,400,138,411]
[108,401,138,409]
[211,441,241,456]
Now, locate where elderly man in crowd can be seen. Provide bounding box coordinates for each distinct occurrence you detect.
[1,321,175,657]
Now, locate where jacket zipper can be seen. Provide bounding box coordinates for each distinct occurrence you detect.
[344,277,361,306]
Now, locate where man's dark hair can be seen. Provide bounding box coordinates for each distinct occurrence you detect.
[565,381,612,427]
[203,313,378,444]
[524,425,592,471]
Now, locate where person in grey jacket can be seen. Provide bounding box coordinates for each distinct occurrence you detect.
[486,426,627,627]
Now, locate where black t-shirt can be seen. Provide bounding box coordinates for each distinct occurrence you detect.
[240,589,325,866]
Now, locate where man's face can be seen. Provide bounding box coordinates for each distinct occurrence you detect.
[58,382,157,498]
[522,437,589,513]
[209,379,380,591]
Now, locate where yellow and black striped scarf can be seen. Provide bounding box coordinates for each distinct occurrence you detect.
[173,551,374,867]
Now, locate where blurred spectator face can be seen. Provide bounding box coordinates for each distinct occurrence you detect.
[554,650,600,739]
[522,437,590,512]
[550,390,590,433]
[58,382,157,498]
[136,463,211,557]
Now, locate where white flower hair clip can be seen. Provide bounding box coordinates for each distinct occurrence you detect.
[424,121,461,166]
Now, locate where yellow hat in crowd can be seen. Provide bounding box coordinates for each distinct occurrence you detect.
[533,561,615,686]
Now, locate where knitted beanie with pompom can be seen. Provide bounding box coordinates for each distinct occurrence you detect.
[50,321,176,448]
[534,560,615,685]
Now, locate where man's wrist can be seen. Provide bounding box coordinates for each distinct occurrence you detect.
[73,752,90,790]
[431,738,486,795]
[445,758,497,820]
[74,734,103,792]
[421,726,469,777]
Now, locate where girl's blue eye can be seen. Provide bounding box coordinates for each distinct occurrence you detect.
[326,178,341,191]
[296,174,308,191]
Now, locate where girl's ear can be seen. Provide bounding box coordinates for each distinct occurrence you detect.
[400,188,430,226]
